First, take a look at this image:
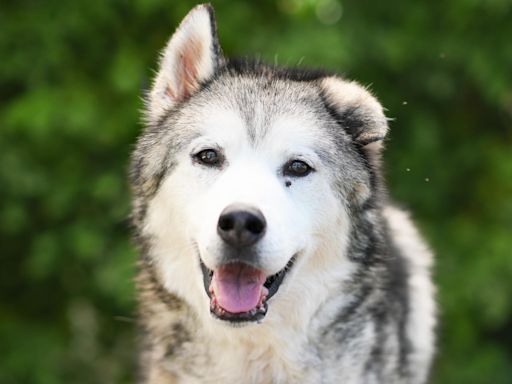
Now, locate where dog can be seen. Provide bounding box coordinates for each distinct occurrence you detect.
[129,4,436,383]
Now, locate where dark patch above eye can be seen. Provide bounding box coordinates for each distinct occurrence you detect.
[194,149,223,167]
[284,160,313,177]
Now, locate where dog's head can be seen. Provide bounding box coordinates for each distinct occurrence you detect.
[131,4,388,327]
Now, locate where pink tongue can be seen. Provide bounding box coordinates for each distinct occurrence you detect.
[211,263,267,313]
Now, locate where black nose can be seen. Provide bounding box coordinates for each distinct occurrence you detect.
[217,204,266,247]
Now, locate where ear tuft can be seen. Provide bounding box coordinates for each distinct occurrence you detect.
[148,4,223,120]
[321,77,388,148]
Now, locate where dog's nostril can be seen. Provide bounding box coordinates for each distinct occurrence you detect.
[246,217,264,235]
[217,204,266,247]
[218,216,234,231]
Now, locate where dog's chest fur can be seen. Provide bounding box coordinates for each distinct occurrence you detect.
[139,275,395,384]
[169,331,316,383]
[147,315,395,384]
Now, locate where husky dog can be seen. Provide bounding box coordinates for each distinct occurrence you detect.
[130,4,436,383]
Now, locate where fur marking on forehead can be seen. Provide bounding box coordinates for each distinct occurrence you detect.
[187,74,328,145]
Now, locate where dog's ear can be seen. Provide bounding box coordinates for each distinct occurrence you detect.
[320,77,388,151]
[148,4,223,119]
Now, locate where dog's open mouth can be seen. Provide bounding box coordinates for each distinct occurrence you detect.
[200,257,296,323]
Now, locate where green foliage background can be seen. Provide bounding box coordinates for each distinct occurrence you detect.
[1,0,511,382]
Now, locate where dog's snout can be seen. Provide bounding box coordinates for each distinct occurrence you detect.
[217,204,266,247]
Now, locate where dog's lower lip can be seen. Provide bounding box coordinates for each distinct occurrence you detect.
[199,255,297,322]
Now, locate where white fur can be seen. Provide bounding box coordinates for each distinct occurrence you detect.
[143,103,359,383]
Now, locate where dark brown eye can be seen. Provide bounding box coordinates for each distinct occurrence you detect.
[194,149,222,167]
[284,160,313,177]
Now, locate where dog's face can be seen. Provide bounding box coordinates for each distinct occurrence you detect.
[147,78,348,324]
[131,5,388,327]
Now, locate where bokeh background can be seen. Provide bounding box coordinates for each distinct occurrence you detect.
[1,0,511,383]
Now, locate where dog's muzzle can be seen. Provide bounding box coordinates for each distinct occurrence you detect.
[199,203,296,323]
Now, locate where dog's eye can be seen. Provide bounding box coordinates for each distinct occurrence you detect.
[284,160,313,177]
[194,149,222,167]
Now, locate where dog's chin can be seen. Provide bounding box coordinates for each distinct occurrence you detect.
[199,255,297,326]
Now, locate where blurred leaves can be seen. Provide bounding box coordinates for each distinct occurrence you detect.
[0,0,511,383]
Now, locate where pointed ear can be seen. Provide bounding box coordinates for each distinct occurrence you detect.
[148,4,223,119]
[320,77,388,149]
